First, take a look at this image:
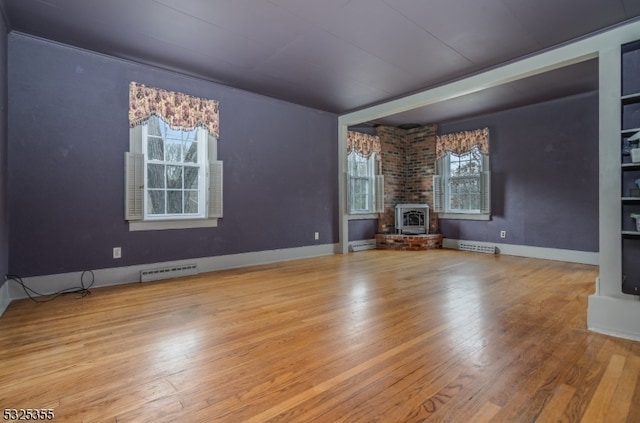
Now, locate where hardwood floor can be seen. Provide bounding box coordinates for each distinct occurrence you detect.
[1,249,638,422]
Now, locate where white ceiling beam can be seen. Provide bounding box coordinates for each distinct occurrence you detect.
[339,19,640,126]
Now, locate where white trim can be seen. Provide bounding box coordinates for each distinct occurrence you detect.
[129,218,218,231]
[6,244,338,301]
[338,125,349,254]
[0,282,10,317]
[599,45,623,298]
[438,213,490,221]
[348,213,378,220]
[443,238,599,265]
[588,294,640,341]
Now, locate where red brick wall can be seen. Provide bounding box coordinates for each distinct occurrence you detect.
[376,124,438,234]
[376,126,404,233]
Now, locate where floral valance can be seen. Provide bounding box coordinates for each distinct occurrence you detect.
[129,82,220,138]
[436,127,489,158]
[347,131,381,158]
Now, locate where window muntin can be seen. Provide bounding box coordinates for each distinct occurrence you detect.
[142,115,207,220]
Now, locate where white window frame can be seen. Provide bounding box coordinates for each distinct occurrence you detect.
[347,151,384,216]
[433,147,490,221]
[125,116,223,231]
[142,121,208,220]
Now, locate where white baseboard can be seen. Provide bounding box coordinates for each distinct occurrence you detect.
[0,281,10,317]
[588,294,640,341]
[6,243,338,302]
[443,238,599,265]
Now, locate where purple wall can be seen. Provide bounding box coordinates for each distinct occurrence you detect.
[8,34,338,278]
[438,91,599,252]
[348,219,377,241]
[0,15,7,286]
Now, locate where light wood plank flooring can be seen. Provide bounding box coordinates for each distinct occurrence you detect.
[1,249,638,422]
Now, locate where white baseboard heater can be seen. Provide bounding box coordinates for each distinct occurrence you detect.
[350,240,377,252]
[140,263,198,282]
[457,242,497,254]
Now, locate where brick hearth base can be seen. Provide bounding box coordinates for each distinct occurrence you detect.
[375,233,444,251]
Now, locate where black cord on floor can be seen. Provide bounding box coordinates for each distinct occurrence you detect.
[5,270,95,303]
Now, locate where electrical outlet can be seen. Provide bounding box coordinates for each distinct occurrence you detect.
[113,247,122,259]
[500,230,506,239]
[314,232,319,240]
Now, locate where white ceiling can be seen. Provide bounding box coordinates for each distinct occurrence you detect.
[2,0,638,125]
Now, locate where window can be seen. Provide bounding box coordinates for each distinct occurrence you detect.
[346,130,383,216]
[126,117,222,231]
[348,151,383,214]
[433,142,490,220]
[126,82,222,231]
[348,151,373,213]
[144,116,207,219]
[447,146,483,212]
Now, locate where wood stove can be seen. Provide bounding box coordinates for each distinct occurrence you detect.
[395,204,429,235]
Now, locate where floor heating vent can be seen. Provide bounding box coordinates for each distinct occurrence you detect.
[350,240,377,252]
[458,242,497,254]
[140,263,198,282]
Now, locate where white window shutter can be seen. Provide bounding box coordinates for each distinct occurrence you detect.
[374,175,384,213]
[129,126,143,153]
[432,175,443,213]
[208,160,223,218]
[125,152,144,220]
[346,171,352,213]
[480,171,491,214]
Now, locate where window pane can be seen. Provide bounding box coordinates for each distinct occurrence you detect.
[148,190,165,214]
[167,190,183,214]
[449,177,480,210]
[450,149,481,176]
[348,152,372,177]
[458,159,480,176]
[450,193,481,210]
[185,191,199,213]
[166,139,181,162]
[351,178,370,211]
[148,116,161,136]
[183,130,198,163]
[449,159,461,175]
[162,124,183,143]
[355,161,369,177]
[147,164,165,188]
[166,165,183,189]
[184,166,199,189]
[147,137,164,161]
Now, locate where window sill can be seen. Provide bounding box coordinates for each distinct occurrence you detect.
[129,218,219,231]
[348,213,379,220]
[438,213,491,221]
